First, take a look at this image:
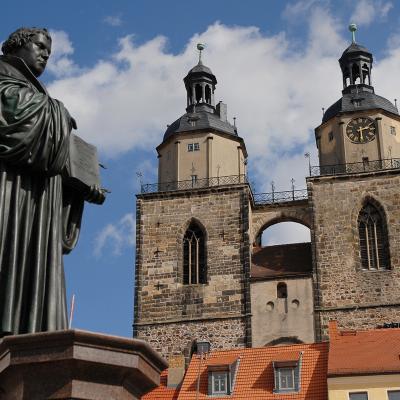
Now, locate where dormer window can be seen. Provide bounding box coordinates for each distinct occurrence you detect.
[207,356,239,397]
[211,371,228,395]
[273,353,302,393]
[276,368,295,390]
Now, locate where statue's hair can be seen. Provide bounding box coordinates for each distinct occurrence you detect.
[1,27,51,55]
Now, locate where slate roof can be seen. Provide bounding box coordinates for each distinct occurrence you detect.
[177,343,328,399]
[163,111,238,142]
[341,42,371,57]
[251,243,312,280]
[187,61,214,76]
[142,369,179,400]
[328,321,400,377]
[322,91,398,123]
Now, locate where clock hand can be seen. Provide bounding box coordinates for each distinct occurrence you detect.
[357,127,364,141]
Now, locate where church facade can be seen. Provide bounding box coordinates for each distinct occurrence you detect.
[134,32,400,360]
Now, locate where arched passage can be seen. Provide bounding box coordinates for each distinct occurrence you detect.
[258,221,311,246]
[252,219,312,279]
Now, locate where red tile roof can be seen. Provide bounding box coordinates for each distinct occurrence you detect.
[142,369,180,400]
[328,321,400,376]
[272,350,302,362]
[207,354,239,366]
[177,343,328,399]
[251,243,312,280]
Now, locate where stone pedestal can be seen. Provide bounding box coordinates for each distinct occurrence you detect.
[0,329,167,400]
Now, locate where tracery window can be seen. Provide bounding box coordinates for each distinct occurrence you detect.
[358,202,390,270]
[183,222,206,284]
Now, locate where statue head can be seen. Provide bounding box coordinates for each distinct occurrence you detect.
[2,27,52,77]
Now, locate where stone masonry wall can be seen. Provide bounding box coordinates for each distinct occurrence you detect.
[134,185,251,355]
[136,317,246,359]
[319,306,400,339]
[308,171,400,338]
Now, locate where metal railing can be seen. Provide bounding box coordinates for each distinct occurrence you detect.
[253,189,308,205]
[310,158,400,177]
[140,174,247,194]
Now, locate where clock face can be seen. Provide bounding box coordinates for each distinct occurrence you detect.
[346,117,376,143]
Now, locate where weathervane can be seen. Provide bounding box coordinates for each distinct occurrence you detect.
[197,43,205,63]
[349,23,357,43]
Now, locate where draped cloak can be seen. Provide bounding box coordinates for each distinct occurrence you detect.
[0,55,84,335]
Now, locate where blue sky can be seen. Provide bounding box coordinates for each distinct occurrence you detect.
[2,0,400,337]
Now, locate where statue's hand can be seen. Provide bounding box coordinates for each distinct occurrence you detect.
[84,184,107,205]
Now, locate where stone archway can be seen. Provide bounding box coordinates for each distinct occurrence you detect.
[251,201,311,245]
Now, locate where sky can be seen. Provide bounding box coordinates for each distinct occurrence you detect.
[2,0,400,337]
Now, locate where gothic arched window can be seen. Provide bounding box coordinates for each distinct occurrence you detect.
[183,222,206,284]
[358,202,390,270]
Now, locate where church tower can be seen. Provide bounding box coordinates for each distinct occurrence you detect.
[316,23,400,168]
[134,45,251,360]
[310,25,400,338]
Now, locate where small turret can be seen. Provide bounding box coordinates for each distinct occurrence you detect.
[339,24,373,94]
[183,43,217,113]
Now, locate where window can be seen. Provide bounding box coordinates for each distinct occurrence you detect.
[273,359,301,393]
[329,131,334,141]
[391,126,396,136]
[277,282,288,299]
[349,392,368,400]
[191,175,198,185]
[183,222,206,284]
[211,372,228,395]
[362,157,369,170]
[388,391,400,400]
[358,201,390,270]
[277,368,294,390]
[207,359,239,396]
[187,143,200,152]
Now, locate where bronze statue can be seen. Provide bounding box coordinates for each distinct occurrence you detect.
[0,28,104,336]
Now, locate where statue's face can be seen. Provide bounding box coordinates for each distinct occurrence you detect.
[12,33,51,77]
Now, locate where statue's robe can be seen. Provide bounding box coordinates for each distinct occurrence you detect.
[0,55,83,335]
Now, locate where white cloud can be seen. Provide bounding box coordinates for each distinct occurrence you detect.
[47,6,345,161]
[350,0,393,27]
[93,213,135,257]
[43,7,400,249]
[103,15,123,27]
[282,0,324,22]
[47,30,80,77]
